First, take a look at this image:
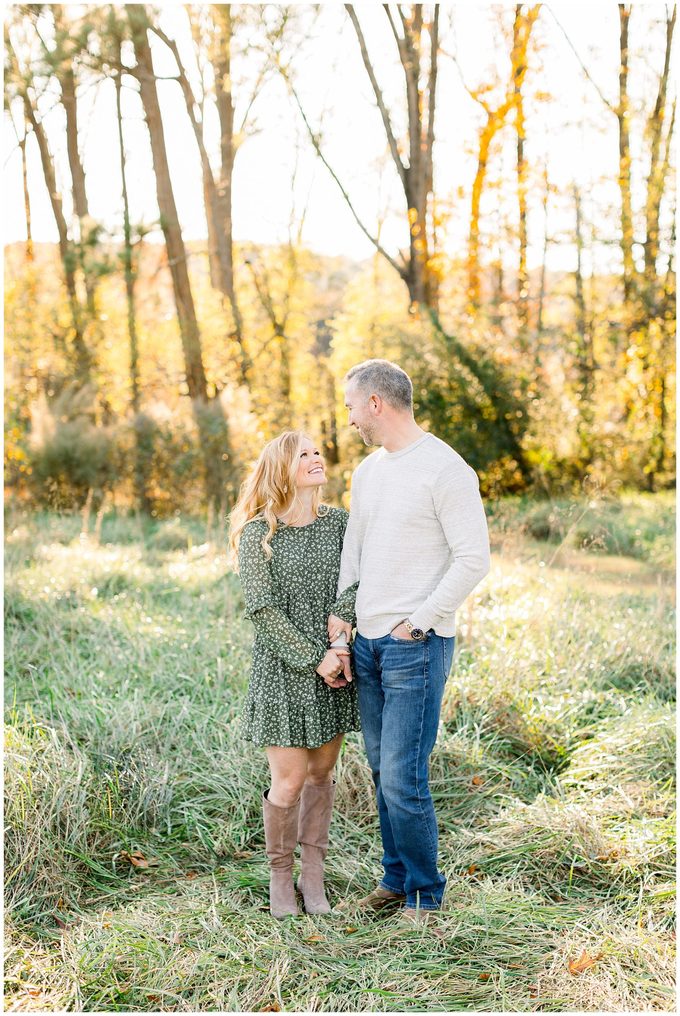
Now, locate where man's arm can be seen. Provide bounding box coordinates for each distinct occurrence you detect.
[408,465,490,634]
[335,473,363,603]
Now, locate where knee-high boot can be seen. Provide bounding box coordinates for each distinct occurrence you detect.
[296,780,336,915]
[262,790,300,918]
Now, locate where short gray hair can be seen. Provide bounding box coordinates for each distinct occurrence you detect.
[343,359,413,411]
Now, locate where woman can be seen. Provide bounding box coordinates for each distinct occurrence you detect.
[229,431,358,918]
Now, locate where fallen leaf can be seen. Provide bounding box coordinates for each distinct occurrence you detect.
[344,927,358,934]
[55,915,68,929]
[528,985,538,998]
[119,849,159,869]
[568,949,603,975]
[478,972,490,981]
[185,871,198,879]
[259,1005,281,1012]
[467,864,479,875]
[471,775,484,786]
[233,850,253,859]
[304,933,325,943]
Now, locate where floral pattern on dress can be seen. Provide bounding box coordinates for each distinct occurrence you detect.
[238,505,360,748]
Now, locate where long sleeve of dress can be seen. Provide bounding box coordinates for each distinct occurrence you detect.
[238,523,328,673]
[330,581,358,623]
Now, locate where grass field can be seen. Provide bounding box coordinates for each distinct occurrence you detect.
[4,493,676,1012]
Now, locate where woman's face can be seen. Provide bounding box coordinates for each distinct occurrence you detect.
[293,437,326,490]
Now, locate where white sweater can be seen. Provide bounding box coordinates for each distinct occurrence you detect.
[337,433,490,638]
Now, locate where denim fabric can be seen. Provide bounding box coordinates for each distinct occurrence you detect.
[352,630,455,910]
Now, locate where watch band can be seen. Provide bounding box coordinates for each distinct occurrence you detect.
[402,618,426,641]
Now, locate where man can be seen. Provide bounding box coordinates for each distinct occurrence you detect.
[329,359,490,928]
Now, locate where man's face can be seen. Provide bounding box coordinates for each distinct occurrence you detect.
[344,381,379,446]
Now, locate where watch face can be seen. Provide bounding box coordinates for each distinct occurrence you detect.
[411,628,425,641]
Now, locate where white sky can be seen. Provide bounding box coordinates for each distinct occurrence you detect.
[3,2,675,276]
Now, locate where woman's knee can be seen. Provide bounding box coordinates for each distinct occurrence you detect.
[305,765,335,786]
[268,774,305,806]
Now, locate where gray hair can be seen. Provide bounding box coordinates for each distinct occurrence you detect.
[343,359,413,412]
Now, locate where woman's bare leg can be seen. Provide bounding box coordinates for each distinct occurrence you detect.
[266,746,309,806]
[305,732,345,785]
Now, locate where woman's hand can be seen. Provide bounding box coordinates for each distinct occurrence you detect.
[328,614,353,644]
[316,649,352,688]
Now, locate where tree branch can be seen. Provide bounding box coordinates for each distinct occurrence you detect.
[282,64,407,279]
[545,5,616,112]
[345,4,406,187]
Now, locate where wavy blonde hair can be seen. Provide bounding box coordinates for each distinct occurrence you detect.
[228,430,322,568]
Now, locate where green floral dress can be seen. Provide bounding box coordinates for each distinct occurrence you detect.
[238,505,360,749]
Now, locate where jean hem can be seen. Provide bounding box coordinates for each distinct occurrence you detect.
[379,880,406,895]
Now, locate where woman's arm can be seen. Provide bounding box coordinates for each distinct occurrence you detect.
[238,524,327,672]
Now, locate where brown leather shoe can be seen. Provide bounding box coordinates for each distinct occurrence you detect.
[296,780,335,915]
[262,790,300,919]
[353,886,407,911]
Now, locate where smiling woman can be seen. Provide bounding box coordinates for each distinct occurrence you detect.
[227,430,360,918]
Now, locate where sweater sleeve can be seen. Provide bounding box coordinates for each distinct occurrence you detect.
[408,464,490,634]
[238,523,328,673]
[337,475,362,597]
[330,506,358,623]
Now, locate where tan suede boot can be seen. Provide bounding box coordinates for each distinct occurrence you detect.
[296,780,336,915]
[262,790,300,919]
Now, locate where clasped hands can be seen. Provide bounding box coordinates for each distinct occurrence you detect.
[314,614,354,689]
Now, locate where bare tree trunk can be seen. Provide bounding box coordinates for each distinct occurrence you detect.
[153,10,252,387]
[211,6,247,360]
[513,5,540,348]
[12,54,91,385]
[52,6,98,320]
[467,94,513,314]
[643,9,675,308]
[535,163,550,350]
[128,4,230,510]
[463,6,538,322]
[20,130,33,263]
[112,27,151,515]
[572,183,595,432]
[285,4,440,310]
[618,5,635,305]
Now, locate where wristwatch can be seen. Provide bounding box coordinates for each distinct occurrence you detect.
[402,618,426,641]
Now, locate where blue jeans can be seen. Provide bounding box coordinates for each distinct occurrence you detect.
[352,631,455,910]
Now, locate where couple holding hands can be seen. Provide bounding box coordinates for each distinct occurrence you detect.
[228,359,490,929]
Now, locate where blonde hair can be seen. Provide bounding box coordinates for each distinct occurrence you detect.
[228,430,322,567]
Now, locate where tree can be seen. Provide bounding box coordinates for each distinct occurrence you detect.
[278,4,441,310]
[148,5,266,388]
[513,4,541,349]
[5,20,93,387]
[452,4,539,319]
[106,7,152,513]
[127,3,232,510]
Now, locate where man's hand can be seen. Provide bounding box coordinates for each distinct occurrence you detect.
[328,614,353,644]
[390,622,414,641]
[316,649,353,687]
